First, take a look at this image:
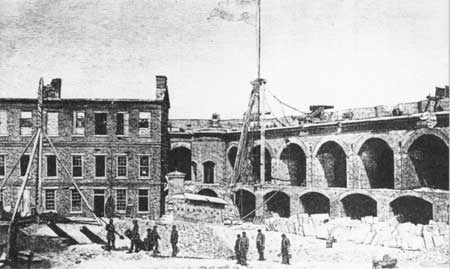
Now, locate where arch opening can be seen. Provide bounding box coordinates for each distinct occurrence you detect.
[235,189,256,221]
[228,146,237,168]
[390,196,432,225]
[203,161,215,184]
[264,191,290,218]
[300,192,330,215]
[341,194,377,220]
[317,141,347,187]
[408,135,449,190]
[358,138,394,189]
[197,189,218,197]
[280,144,306,186]
[169,147,192,181]
[251,146,272,182]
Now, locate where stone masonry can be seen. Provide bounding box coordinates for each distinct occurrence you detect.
[169,90,449,224]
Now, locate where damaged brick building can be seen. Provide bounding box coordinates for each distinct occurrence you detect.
[0,76,170,219]
[168,86,450,225]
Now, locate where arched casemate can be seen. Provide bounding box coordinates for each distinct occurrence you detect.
[279,143,307,186]
[316,141,347,187]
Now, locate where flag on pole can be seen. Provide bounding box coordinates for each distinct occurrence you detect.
[207,0,256,25]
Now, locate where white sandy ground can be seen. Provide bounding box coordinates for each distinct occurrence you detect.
[35,219,448,269]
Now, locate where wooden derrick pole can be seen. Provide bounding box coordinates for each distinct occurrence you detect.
[43,133,104,225]
[0,132,38,190]
[6,129,41,260]
[36,78,44,220]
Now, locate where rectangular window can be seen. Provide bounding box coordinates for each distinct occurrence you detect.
[71,189,82,212]
[46,155,57,177]
[117,156,127,177]
[46,112,59,136]
[95,155,106,178]
[138,112,151,137]
[95,113,107,135]
[139,156,150,177]
[73,111,85,135]
[72,155,83,178]
[138,189,149,212]
[0,155,5,177]
[45,189,56,211]
[0,110,7,135]
[116,189,127,211]
[20,155,30,176]
[20,111,32,136]
[116,113,129,136]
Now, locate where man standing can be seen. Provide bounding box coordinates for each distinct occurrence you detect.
[151,225,161,256]
[240,232,249,266]
[281,234,290,265]
[234,234,242,265]
[256,229,265,261]
[128,220,140,253]
[144,228,153,251]
[105,219,116,251]
[170,225,178,257]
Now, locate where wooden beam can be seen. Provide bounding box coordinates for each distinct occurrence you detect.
[0,131,38,190]
[9,129,40,223]
[43,133,103,226]
[6,129,40,261]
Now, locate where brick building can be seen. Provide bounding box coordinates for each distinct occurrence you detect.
[168,87,449,224]
[0,76,170,219]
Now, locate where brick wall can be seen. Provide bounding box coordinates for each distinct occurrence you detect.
[0,95,169,219]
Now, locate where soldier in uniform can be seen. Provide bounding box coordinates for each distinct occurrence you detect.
[170,225,179,257]
[151,225,161,256]
[256,229,265,260]
[240,232,249,266]
[234,234,242,264]
[128,220,140,253]
[105,218,116,251]
[281,234,290,265]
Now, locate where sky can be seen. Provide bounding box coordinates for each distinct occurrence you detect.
[0,0,448,119]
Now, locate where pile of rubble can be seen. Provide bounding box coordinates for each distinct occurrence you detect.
[264,214,449,251]
[91,218,233,259]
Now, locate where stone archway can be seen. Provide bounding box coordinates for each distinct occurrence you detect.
[280,143,307,186]
[358,138,394,189]
[300,192,330,215]
[169,147,192,181]
[317,141,347,187]
[341,193,377,220]
[197,188,218,197]
[263,191,290,218]
[408,134,449,190]
[235,189,256,221]
[390,196,433,224]
[251,145,272,182]
[227,146,238,168]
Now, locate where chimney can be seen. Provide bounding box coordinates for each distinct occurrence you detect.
[210,113,221,128]
[156,75,167,100]
[43,78,61,99]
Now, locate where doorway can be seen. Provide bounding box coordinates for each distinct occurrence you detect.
[94,190,105,217]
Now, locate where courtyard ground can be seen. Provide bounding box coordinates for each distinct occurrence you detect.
[20,218,448,269]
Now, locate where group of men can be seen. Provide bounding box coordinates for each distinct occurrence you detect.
[235,229,291,265]
[105,219,179,257]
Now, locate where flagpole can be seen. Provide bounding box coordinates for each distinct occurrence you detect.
[256,0,266,185]
[257,0,261,79]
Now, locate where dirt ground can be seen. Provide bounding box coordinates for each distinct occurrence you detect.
[25,219,449,269]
